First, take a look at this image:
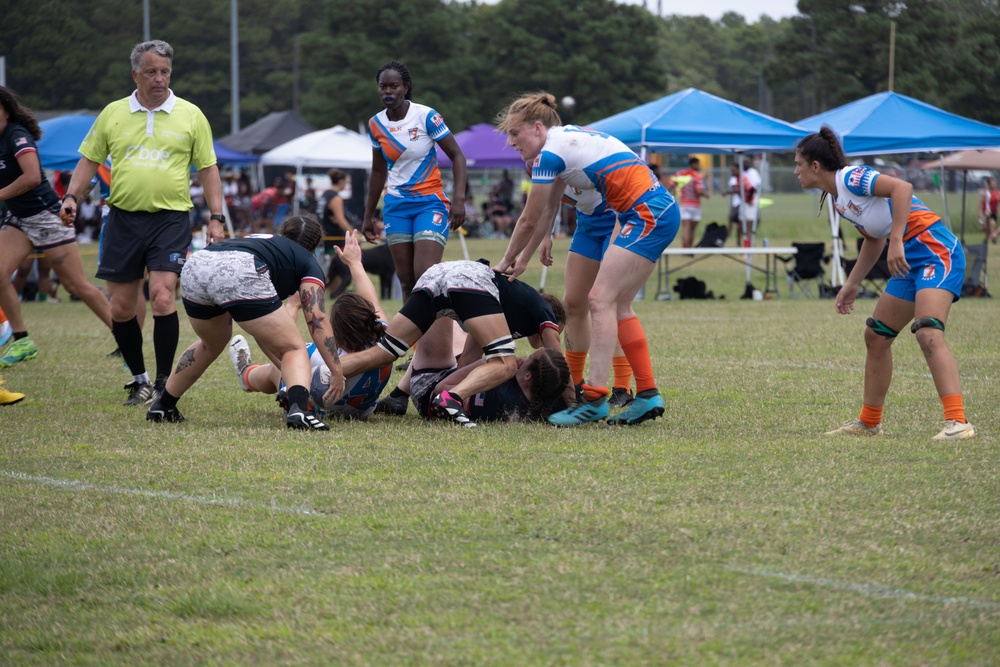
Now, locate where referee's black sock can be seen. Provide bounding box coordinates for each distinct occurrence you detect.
[112,317,146,377]
[153,312,179,380]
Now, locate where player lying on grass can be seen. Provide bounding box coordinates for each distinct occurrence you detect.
[339,259,566,427]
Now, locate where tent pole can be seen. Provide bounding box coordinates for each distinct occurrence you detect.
[960,170,967,245]
[293,165,303,215]
[828,197,843,286]
[938,156,951,230]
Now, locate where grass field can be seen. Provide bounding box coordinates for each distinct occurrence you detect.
[1,193,998,665]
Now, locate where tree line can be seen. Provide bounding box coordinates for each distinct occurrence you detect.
[3,0,998,139]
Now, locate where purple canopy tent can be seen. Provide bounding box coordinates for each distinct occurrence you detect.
[436,123,525,169]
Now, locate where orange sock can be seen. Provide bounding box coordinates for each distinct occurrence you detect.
[581,383,610,402]
[859,405,883,428]
[941,394,966,423]
[612,355,633,391]
[565,350,588,387]
[618,316,656,393]
[243,365,261,392]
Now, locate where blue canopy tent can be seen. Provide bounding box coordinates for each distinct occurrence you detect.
[589,87,809,155]
[213,141,259,166]
[37,114,98,170]
[796,91,1000,155]
[797,91,1000,253]
[590,88,810,292]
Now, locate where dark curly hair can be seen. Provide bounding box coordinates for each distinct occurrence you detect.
[0,86,42,141]
[375,61,412,100]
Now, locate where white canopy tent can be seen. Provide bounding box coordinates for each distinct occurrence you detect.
[260,125,373,213]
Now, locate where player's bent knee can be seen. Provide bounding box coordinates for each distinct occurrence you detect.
[865,317,899,339]
[910,317,945,334]
[482,335,515,360]
[376,332,409,359]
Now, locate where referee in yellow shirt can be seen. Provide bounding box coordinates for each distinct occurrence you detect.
[61,40,225,407]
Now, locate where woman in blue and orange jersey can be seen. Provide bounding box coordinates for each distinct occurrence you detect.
[795,125,974,441]
[362,61,467,299]
[495,92,679,428]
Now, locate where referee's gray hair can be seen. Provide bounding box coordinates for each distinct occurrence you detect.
[130,40,174,72]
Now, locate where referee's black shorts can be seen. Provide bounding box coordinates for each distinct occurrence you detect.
[97,206,191,282]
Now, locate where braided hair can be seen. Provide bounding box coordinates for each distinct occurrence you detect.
[523,348,571,421]
[797,125,848,208]
[0,86,42,141]
[375,61,412,100]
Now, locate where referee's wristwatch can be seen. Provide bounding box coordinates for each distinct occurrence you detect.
[209,214,226,223]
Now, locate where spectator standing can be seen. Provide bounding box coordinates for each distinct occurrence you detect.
[60,40,225,406]
[673,157,709,249]
[979,177,998,243]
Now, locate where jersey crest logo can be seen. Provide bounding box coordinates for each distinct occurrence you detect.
[408,128,419,141]
[922,265,936,280]
[847,201,862,216]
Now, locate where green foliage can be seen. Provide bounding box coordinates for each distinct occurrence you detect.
[1,0,997,136]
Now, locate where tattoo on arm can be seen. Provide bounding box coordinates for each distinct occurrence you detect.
[323,337,341,365]
[174,348,196,374]
[301,285,328,335]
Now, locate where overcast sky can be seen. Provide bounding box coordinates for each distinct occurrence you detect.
[473,0,801,23]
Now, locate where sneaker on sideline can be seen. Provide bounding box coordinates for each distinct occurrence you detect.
[287,406,329,430]
[123,380,154,406]
[0,337,38,367]
[548,399,609,427]
[229,335,253,391]
[931,420,975,441]
[824,418,882,436]
[431,391,476,427]
[146,398,187,423]
[607,392,664,426]
[608,387,634,408]
[373,393,408,416]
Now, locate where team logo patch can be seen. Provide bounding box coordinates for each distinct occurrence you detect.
[409,128,419,141]
[619,223,634,238]
[431,113,444,127]
[169,252,187,265]
[847,201,862,216]
[922,265,936,280]
[432,212,444,226]
[15,137,28,147]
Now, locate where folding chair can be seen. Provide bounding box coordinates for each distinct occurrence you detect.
[776,242,827,298]
[842,237,891,295]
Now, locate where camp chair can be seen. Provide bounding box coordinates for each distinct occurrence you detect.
[776,242,827,298]
[842,237,891,295]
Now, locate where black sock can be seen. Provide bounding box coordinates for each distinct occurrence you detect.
[112,317,145,376]
[153,312,179,380]
[389,387,409,399]
[159,389,179,410]
[636,388,659,399]
[287,385,309,412]
[12,331,28,341]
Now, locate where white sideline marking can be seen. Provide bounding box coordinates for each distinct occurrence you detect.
[2,471,324,517]
[728,566,1000,611]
